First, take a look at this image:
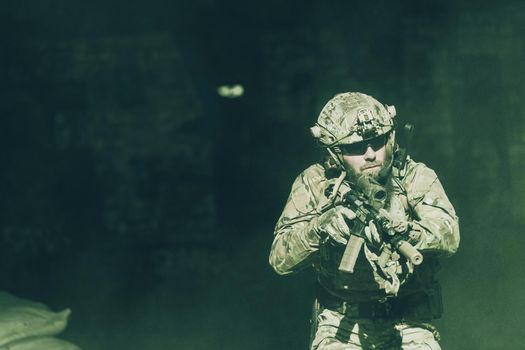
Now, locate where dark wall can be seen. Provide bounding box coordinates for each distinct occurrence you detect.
[1,1,524,349]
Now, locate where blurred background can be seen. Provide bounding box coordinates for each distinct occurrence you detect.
[0,0,524,349]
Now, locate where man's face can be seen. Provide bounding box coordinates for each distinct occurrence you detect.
[339,132,394,180]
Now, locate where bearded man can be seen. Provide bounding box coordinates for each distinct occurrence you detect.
[269,92,460,350]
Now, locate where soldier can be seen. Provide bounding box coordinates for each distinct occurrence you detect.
[269,92,460,350]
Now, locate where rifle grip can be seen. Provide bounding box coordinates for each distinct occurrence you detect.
[396,240,423,265]
[338,235,365,273]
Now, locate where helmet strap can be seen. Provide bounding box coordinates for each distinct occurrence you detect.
[323,147,347,201]
[378,132,397,179]
[327,147,345,169]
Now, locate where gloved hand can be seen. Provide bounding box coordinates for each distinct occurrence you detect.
[372,208,422,245]
[378,208,409,233]
[364,209,409,248]
[364,220,382,247]
[315,205,356,245]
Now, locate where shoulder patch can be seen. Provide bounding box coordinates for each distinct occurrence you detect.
[403,161,438,208]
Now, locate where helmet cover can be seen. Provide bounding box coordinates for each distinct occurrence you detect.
[311,92,396,147]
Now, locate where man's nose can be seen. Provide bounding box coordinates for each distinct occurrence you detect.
[364,145,376,160]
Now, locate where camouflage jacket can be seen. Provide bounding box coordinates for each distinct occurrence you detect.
[269,158,460,302]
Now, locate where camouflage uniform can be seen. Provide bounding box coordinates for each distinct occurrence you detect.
[269,93,459,350]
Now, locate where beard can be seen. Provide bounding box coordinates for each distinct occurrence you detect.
[345,161,390,184]
[344,147,394,184]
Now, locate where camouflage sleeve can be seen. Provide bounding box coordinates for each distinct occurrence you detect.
[269,167,324,275]
[406,164,460,255]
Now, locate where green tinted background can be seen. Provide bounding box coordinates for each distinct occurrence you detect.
[0,1,523,349]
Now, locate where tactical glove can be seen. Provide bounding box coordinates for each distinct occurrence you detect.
[364,220,382,247]
[314,205,356,245]
[376,208,423,245]
[364,209,410,249]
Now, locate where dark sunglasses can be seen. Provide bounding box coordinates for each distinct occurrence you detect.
[339,132,390,155]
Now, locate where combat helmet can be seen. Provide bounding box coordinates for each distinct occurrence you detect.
[311,92,396,147]
[311,92,397,179]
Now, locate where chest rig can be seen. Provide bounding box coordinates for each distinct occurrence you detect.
[316,174,414,301]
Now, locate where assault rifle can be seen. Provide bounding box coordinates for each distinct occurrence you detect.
[338,175,423,273]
